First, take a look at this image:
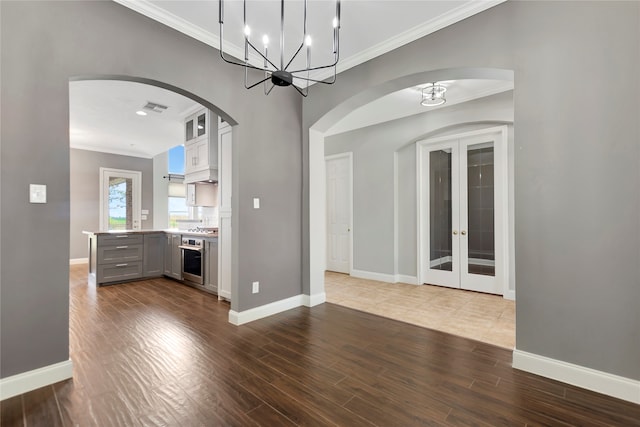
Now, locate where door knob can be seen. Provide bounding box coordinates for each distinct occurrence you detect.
[452,230,458,235]
[461,230,467,235]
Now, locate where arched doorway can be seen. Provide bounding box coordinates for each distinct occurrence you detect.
[308,67,516,347]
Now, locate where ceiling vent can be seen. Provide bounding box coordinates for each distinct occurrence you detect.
[142,101,169,113]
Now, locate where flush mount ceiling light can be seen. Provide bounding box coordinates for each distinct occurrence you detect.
[421,83,447,107]
[218,0,341,97]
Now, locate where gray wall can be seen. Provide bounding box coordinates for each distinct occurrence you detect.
[70,148,154,259]
[325,92,514,281]
[308,2,640,380]
[1,1,301,379]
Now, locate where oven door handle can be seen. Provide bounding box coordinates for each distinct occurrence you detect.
[179,245,203,252]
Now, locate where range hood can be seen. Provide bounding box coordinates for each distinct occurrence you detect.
[184,168,218,184]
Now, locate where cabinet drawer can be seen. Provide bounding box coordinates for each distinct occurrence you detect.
[98,244,143,264]
[98,234,143,246]
[98,262,143,283]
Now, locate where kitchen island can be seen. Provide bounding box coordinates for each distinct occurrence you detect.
[83,229,224,299]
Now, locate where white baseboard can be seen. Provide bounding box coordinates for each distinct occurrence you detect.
[69,258,88,265]
[503,289,516,300]
[351,269,395,283]
[229,294,305,326]
[0,360,73,401]
[303,292,326,307]
[395,274,419,285]
[513,350,640,404]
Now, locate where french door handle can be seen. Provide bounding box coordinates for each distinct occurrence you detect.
[461,230,467,235]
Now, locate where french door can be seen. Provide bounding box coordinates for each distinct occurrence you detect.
[418,127,507,295]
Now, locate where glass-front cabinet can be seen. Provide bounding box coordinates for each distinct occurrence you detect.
[185,108,208,144]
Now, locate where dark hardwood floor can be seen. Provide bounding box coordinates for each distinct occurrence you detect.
[2,264,639,426]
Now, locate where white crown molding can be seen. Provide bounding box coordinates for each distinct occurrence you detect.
[113,0,245,63]
[70,143,154,159]
[114,0,507,85]
[312,0,508,82]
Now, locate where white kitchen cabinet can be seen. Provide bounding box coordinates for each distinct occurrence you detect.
[186,182,218,207]
[184,108,219,184]
[185,109,208,144]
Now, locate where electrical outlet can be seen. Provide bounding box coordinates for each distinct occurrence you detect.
[252,281,259,294]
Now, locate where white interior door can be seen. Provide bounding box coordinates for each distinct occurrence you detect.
[419,128,506,295]
[326,153,352,274]
[100,167,141,231]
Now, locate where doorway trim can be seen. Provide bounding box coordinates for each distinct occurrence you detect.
[325,152,353,275]
[416,125,511,297]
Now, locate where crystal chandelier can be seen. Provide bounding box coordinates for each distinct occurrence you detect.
[218,0,341,97]
[421,83,447,107]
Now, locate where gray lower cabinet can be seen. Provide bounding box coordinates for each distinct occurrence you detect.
[143,233,165,277]
[164,233,182,280]
[204,238,218,293]
[93,234,144,285]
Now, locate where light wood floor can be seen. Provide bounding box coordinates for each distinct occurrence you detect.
[2,265,639,426]
[325,271,515,349]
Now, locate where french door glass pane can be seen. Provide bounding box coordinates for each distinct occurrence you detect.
[430,150,453,271]
[108,177,133,230]
[467,144,495,276]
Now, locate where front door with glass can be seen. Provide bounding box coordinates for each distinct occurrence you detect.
[100,168,142,231]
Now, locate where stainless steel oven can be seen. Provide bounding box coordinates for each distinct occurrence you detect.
[179,238,204,285]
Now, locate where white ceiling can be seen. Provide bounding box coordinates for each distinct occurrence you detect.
[326,79,514,136]
[70,0,508,158]
[69,80,201,158]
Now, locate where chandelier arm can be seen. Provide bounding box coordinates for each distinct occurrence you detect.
[290,74,335,84]
[245,76,271,90]
[289,60,339,74]
[265,83,276,96]
[284,42,305,71]
[219,22,269,71]
[247,40,279,71]
[292,84,309,98]
[220,52,270,72]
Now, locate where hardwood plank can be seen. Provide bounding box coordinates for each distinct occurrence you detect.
[239,375,335,427]
[0,395,24,427]
[245,404,297,427]
[22,386,63,427]
[10,266,636,427]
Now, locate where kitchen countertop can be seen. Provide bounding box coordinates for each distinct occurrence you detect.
[83,229,219,238]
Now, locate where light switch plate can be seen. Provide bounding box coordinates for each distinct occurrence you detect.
[30,184,47,203]
[253,198,260,209]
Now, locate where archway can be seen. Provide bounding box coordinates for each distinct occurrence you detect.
[68,75,237,304]
[308,67,515,345]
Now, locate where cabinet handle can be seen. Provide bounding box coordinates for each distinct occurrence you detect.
[116,235,129,238]
[116,246,128,249]
[115,263,128,267]
[461,230,467,236]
